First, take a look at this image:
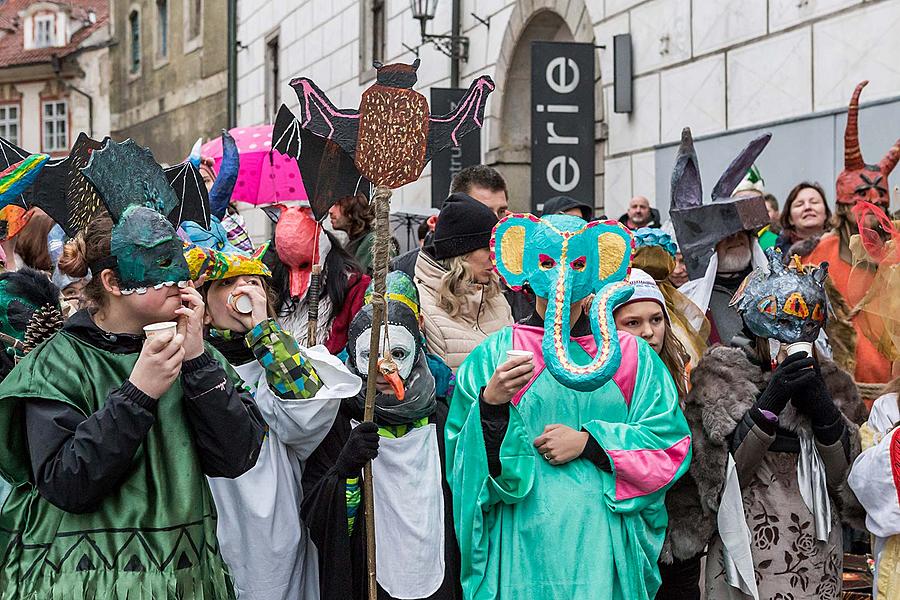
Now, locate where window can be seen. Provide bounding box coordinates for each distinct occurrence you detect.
[265,34,279,124]
[372,0,385,64]
[187,0,201,41]
[129,10,140,74]
[34,15,54,48]
[0,106,19,146]
[156,0,168,60]
[42,101,67,152]
[360,0,385,78]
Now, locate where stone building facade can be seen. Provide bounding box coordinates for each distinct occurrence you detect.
[236,0,900,219]
[0,0,110,157]
[109,0,228,165]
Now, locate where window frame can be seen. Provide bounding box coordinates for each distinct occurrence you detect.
[264,29,280,125]
[33,14,55,49]
[0,103,21,147]
[127,6,142,79]
[154,0,169,67]
[183,0,203,54]
[358,0,385,83]
[41,99,69,154]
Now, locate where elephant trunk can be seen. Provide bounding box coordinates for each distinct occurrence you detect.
[542,266,634,392]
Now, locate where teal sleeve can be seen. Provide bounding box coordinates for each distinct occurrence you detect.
[444,329,535,598]
[583,340,692,515]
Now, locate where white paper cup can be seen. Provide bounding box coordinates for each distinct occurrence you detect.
[786,342,813,357]
[228,293,253,314]
[143,321,177,340]
[505,350,534,362]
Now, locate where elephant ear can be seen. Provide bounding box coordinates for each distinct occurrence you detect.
[585,220,634,291]
[491,213,539,291]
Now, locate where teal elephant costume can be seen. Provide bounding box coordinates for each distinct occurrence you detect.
[447,214,692,600]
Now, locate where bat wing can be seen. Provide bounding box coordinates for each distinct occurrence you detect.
[299,127,370,222]
[272,104,303,159]
[289,77,359,157]
[29,133,106,237]
[165,161,211,229]
[426,75,495,162]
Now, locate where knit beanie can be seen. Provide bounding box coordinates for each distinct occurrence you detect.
[432,193,498,260]
[621,268,669,318]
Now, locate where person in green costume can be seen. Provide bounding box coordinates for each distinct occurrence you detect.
[0,139,266,600]
[446,213,692,600]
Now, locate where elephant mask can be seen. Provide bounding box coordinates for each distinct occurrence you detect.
[492,214,634,392]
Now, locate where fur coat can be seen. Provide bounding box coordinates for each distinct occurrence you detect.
[661,346,866,582]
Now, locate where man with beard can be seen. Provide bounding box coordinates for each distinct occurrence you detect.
[669,128,771,347]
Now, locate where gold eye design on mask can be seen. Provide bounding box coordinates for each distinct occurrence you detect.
[783,292,809,318]
[811,303,825,323]
[757,295,777,316]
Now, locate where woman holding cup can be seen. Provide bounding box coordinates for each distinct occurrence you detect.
[682,249,866,600]
[184,235,362,600]
[0,139,265,599]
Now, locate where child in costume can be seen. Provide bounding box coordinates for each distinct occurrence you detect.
[182,222,362,600]
[613,269,699,599]
[848,380,900,599]
[302,271,461,600]
[446,213,691,600]
[0,140,266,599]
[686,249,865,600]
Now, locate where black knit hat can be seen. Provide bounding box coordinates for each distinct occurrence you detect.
[432,193,498,260]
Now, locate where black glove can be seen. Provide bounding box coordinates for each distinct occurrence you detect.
[756,352,817,415]
[791,361,842,428]
[335,421,380,477]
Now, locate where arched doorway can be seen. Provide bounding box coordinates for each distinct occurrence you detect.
[486,1,599,213]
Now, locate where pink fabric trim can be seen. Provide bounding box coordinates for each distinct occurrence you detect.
[606,435,691,501]
[508,326,638,406]
[510,325,545,406]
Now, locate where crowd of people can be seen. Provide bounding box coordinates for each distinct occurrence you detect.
[0,78,895,600]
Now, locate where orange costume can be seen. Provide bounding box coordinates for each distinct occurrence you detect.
[806,80,900,393]
[806,235,890,384]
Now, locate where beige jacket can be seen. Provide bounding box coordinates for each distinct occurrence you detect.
[414,252,512,371]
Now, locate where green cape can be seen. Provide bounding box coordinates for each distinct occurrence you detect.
[0,331,238,599]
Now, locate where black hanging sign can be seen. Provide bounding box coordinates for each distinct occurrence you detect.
[430,87,483,208]
[531,41,595,213]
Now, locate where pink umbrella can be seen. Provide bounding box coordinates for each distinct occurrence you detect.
[200,125,307,205]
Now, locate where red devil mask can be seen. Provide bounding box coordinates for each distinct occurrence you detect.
[837,81,900,207]
[263,203,331,299]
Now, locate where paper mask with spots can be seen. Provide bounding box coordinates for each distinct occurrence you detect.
[730,248,829,344]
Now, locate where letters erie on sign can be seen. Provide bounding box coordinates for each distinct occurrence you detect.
[531,41,595,214]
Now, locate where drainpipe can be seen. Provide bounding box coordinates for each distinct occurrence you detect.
[67,83,94,136]
[450,0,461,88]
[227,0,238,128]
[51,55,93,136]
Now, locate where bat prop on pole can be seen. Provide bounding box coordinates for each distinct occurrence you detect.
[283,58,494,599]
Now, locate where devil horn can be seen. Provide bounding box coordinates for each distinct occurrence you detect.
[844,81,868,170]
[879,139,900,177]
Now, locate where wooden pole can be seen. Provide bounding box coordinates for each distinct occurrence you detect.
[306,264,322,347]
[362,184,391,600]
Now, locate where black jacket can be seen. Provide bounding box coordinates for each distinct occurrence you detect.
[24,310,265,514]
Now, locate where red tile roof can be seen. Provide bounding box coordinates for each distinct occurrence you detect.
[0,0,109,69]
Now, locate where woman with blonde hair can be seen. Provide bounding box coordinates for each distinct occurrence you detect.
[414,193,511,371]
